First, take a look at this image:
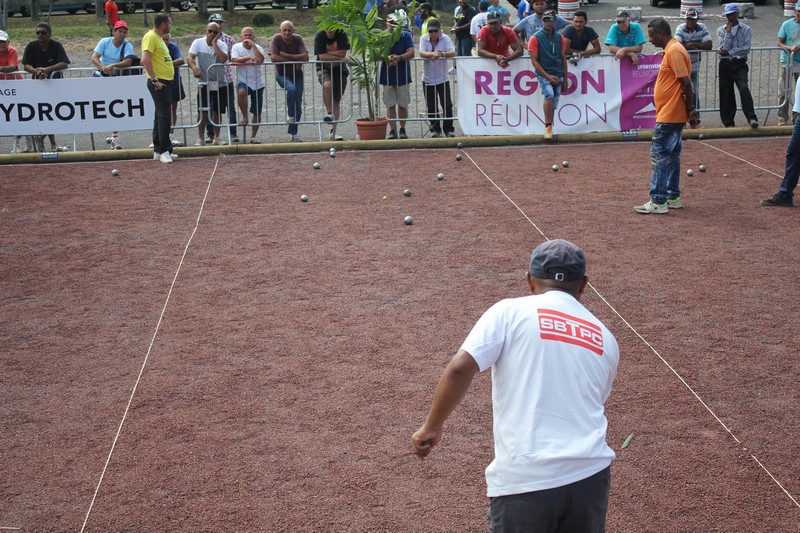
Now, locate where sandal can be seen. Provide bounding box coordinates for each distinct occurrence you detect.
[239,118,249,126]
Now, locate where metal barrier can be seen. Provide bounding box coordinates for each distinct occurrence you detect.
[2,46,790,152]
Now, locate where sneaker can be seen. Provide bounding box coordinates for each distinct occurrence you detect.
[106,136,114,144]
[778,119,789,126]
[159,152,173,164]
[168,152,178,160]
[231,136,240,144]
[54,146,69,152]
[543,125,554,140]
[194,139,206,146]
[399,128,408,139]
[448,66,457,75]
[431,131,442,138]
[749,118,760,129]
[153,151,161,160]
[445,131,455,138]
[148,143,155,149]
[111,139,122,150]
[667,197,683,209]
[290,134,302,142]
[329,131,344,141]
[287,116,296,125]
[171,138,183,147]
[388,129,397,140]
[335,134,344,141]
[634,200,669,214]
[323,113,333,123]
[760,194,793,207]
[212,137,223,145]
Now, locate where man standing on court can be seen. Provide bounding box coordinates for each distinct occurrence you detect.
[142,12,177,164]
[188,21,229,146]
[776,4,800,126]
[529,8,568,140]
[477,13,523,68]
[634,18,696,215]
[604,10,645,65]
[674,9,712,129]
[761,79,800,206]
[717,4,758,128]
[412,239,619,532]
[269,20,308,143]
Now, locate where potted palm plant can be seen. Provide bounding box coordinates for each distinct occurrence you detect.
[316,0,416,140]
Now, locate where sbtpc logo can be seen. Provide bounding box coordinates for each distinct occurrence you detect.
[537,309,604,356]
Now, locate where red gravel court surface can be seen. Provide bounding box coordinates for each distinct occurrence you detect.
[1,138,799,531]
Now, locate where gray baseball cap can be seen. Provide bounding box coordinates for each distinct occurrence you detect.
[529,239,586,281]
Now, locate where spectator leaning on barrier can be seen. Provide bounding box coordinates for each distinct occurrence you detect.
[776,5,800,126]
[420,19,456,138]
[604,10,645,65]
[452,0,477,67]
[674,9,712,129]
[381,11,415,140]
[231,27,266,144]
[206,13,239,143]
[563,10,601,61]
[162,32,186,147]
[529,8,568,141]
[717,3,759,128]
[22,22,70,153]
[634,18,696,215]
[761,80,800,206]
[188,22,230,146]
[105,0,119,36]
[411,238,619,533]
[314,28,350,142]
[91,20,133,150]
[0,30,31,155]
[478,13,523,68]
[470,0,491,50]
[142,12,177,164]
[269,20,309,143]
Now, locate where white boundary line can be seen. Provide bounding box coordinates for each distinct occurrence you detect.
[79,158,221,532]
[462,149,800,510]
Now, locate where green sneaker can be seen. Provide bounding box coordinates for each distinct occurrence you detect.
[667,197,683,209]
[634,200,668,214]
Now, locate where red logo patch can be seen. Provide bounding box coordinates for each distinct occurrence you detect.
[538,308,604,356]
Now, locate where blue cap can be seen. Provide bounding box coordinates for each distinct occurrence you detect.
[529,240,586,282]
[723,3,739,14]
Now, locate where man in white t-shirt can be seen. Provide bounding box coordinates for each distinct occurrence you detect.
[470,0,491,53]
[231,27,265,143]
[412,239,619,531]
[187,22,229,146]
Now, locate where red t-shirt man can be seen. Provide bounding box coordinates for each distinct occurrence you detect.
[105,0,120,34]
[0,31,22,80]
[477,15,523,67]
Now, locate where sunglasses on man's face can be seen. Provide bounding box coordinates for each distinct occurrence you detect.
[428,28,440,33]
[36,30,48,35]
[543,16,555,22]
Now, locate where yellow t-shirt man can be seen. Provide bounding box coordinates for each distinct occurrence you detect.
[654,38,692,124]
[142,29,173,81]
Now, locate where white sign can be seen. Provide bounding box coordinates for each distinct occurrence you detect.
[0,76,154,135]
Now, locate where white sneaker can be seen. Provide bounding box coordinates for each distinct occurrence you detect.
[290,134,302,142]
[171,138,183,147]
[194,139,206,146]
[106,136,113,144]
[287,116,297,124]
[159,152,173,164]
[448,66,457,75]
[148,143,154,149]
[111,138,122,150]
[153,151,161,160]
[633,200,669,214]
[323,113,333,123]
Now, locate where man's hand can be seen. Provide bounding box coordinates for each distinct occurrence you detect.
[496,54,509,68]
[411,426,442,457]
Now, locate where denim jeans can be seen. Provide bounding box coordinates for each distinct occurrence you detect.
[776,118,800,200]
[649,122,684,205]
[456,35,473,58]
[276,70,304,135]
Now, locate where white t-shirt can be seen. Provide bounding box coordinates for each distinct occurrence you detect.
[231,42,266,90]
[188,38,228,83]
[461,290,619,497]
[470,12,490,39]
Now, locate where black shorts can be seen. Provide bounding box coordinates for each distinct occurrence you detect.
[488,466,610,533]
[197,84,228,114]
[317,66,349,102]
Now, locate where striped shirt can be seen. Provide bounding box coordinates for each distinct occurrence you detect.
[674,22,711,71]
[716,21,752,59]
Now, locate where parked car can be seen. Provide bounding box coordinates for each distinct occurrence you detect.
[6,0,96,16]
[197,0,296,10]
[117,0,195,13]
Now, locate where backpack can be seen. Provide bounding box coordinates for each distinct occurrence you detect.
[119,40,142,76]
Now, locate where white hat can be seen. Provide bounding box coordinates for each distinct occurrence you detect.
[0,30,9,42]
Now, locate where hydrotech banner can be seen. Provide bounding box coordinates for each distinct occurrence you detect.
[456,54,660,136]
[0,76,153,135]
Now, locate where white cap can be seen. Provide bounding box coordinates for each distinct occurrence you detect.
[0,30,9,42]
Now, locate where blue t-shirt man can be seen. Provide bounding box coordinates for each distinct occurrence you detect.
[93,36,134,70]
[379,30,414,86]
[514,13,568,43]
[604,18,645,49]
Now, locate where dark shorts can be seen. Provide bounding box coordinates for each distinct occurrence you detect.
[171,76,186,102]
[197,84,229,114]
[488,466,610,533]
[317,66,349,102]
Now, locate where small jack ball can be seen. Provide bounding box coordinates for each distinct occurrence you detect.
[111,169,119,176]
[562,161,569,168]
[457,142,463,149]
[698,134,705,140]
[552,165,559,172]
[456,154,462,161]
[404,216,413,225]
[686,169,694,176]
[403,189,412,197]
[300,194,309,202]
[313,162,321,169]
[699,165,707,172]
[437,173,445,180]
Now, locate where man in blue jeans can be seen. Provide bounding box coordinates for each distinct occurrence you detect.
[269,20,308,142]
[761,80,800,206]
[528,8,568,140]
